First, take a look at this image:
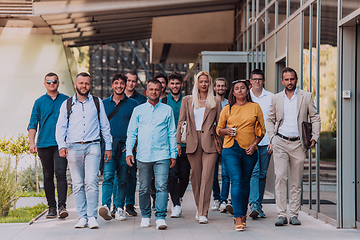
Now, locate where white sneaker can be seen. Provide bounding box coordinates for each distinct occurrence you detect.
[170,205,182,218]
[211,200,220,211]
[98,206,112,221]
[140,218,151,228]
[115,208,126,221]
[155,219,168,230]
[219,201,227,213]
[88,217,99,229]
[195,210,199,220]
[198,215,208,224]
[74,218,87,228]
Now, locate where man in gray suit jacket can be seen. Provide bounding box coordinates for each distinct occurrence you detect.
[267,67,321,226]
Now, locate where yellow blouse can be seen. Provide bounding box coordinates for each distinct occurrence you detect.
[216,102,266,149]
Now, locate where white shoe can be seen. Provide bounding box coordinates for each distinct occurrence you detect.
[211,200,220,211]
[74,218,87,228]
[198,216,208,224]
[195,210,199,220]
[115,208,126,221]
[98,206,112,221]
[88,217,99,229]
[170,205,182,218]
[155,219,168,230]
[140,218,151,228]
[219,201,227,213]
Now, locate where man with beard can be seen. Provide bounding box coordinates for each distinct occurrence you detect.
[98,73,138,221]
[211,78,230,213]
[28,72,69,219]
[56,72,112,229]
[162,72,190,218]
[267,67,320,226]
[126,79,177,230]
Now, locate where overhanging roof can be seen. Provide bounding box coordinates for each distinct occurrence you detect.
[0,0,238,47]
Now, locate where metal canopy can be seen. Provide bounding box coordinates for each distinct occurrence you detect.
[0,0,238,47]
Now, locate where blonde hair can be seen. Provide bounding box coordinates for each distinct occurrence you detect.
[192,71,216,109]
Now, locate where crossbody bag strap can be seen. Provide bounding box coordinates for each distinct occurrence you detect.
[107,98,127,121]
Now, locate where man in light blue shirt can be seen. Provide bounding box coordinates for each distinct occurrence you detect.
[126,79,177,230]
[249,69,274,219]
[56,72,112,229]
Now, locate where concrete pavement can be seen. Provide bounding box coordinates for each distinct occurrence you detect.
[1,190,360,240]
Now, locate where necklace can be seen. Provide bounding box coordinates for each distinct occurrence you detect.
[199,99,206,102]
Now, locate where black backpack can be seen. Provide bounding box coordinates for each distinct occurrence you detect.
[66,96,100,125]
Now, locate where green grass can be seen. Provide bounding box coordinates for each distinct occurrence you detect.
[0,203,47,223]
[17,190,46,197]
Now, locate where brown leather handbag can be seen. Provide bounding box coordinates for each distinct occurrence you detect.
[302,121,312,149]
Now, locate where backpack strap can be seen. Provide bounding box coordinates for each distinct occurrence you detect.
[66,95,100,126]
[92,95,100,122]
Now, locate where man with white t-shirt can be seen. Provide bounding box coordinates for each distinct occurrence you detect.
[248,69,274,219]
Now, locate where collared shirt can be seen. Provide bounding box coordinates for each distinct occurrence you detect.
[221,98,229,109]
[127,90,147,105]
[102,95,138,141]
[28,93,69,148]
[278,88,299,137]
[165,93,185,147]
[56,94,112,150]
[250,88,274,146]
[126,101,177,162]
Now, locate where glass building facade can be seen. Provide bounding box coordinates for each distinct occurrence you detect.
[235,0,360,228]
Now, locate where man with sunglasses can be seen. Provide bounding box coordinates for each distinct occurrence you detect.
[28,72,69,219]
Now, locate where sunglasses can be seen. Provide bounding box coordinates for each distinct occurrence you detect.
[232,79,248,84]
[46,79,58,84]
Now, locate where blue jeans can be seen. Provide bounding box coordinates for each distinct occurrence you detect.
[222,141,258,218]
[137,159,169,221]
[249,145,272,208]
[67,142,101,219]
[212,156,230,203]
[102,142,128,209]
[125,158,137,206]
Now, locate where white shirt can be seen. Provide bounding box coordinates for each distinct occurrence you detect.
[278,88,300,137]
[250,88,274,146]
[194,107,205,131]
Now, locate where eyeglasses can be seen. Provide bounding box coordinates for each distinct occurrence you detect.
[251,78,263,82]
[46,79,58,84]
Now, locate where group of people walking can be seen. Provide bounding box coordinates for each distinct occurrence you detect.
[27,67,320,231]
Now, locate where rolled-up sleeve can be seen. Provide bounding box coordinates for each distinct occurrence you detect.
[27,101,39,131]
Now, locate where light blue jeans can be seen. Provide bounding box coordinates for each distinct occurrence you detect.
[67,142,101,219]
[137,159,169,221]
[249,145,272,208]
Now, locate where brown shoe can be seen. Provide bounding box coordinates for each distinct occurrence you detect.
[58,206,69,219]
[234,217,244,231]
[242,215,247,227]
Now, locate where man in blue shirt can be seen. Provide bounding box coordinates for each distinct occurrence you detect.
[98,73,138,222]
[124,70,146,216]
[28,72,69,219]
[211,77,230,213]
[126,79,177,230]
[56,72,112,229]
[163,72,190,218]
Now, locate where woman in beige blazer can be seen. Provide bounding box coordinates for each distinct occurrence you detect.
[177,71,222,224]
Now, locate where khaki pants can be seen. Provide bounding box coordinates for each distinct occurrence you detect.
[272,135,306,218]
[187,132,218,216]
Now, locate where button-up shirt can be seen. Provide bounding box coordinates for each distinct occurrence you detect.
[28,93,69,148]
[126,101,177,162]
[278,88,299,137]
[250,88,274,146]
[127,90,147,105]
[165,93,185,147]
[56,94,112,150]
[102,95,138,141]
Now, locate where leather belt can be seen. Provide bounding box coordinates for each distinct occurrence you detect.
[74,139,100,144]
[276,133,300,141]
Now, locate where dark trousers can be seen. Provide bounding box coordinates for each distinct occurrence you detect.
[168,147,191,206]
[37,146,68,209]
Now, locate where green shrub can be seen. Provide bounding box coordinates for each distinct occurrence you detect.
[0,203,47,223]
[18,164,43,192]
[320,131,336,161]
[0,157,19,216]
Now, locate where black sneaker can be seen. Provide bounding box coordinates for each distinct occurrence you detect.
[46,208,57,219]
[225,203,234,215]
[58,206,68,219]
[125,204,138,216]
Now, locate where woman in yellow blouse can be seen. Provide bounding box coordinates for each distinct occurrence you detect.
[216,80,266,231]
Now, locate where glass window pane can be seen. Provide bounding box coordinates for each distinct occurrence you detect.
[259,0,266,13]
[342,0,360,19]
[267,4,276,34]
[259,12,266,42]
[278,0,287,26]
[290,0,301,16]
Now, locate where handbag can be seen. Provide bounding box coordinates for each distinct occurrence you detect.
[255,120,262,137]
[213,133,223,154]
[180,121,187,144]
[301,121,312,149]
